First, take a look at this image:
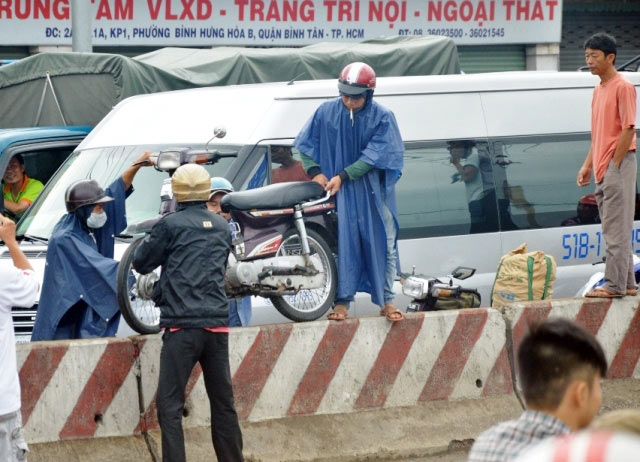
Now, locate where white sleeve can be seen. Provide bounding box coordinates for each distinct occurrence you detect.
[465,151,480,169]
[0,267,39,312]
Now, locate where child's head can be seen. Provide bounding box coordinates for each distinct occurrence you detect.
[206,177,234,221]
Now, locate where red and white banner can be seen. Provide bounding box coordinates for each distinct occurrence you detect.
[0,0,563,47]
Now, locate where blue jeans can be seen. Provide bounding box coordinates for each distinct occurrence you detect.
[337,204,397,309]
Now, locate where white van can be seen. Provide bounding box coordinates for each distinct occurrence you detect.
[6,71,640,337]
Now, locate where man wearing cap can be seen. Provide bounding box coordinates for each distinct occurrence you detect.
[2,154,44,220]
[31,151,152,341]
[133,165,244,462]
[295,62,405,322]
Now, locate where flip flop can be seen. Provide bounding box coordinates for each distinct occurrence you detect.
[585,287,624,298]
[327,304,348,321]
[380,304,405,322]
[627,288,638,296]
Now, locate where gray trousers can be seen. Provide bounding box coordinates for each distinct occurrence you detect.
[594,151,637,294]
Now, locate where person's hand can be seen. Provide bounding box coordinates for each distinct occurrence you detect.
[0,215,17,244]
[613,156,623,169]
[326,175,342,196]
[576,166,591,187]
[132,150,154,167]
[312,174,329,188]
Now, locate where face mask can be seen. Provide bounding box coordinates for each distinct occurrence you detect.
[86,211,107,229]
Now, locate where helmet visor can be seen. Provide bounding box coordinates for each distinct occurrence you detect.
[338,81,369,96]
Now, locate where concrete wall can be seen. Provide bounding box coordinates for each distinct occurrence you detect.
[16,296,640,460]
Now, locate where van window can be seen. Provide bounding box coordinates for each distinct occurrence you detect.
[397,139,498,239]
[240,147,269,191]
[270,146,311,184]
[12,146,74,187]
[17,145,237,239]
[490,134,594,230]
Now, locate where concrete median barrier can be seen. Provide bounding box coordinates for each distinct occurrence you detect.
[499,295,640,411]
[21,298,639,461]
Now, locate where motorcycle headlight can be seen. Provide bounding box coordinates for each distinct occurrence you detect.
[157,150,182,170]
[402,277,426,299]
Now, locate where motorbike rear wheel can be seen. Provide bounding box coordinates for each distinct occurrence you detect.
[116,236,162,335]
[270,228,337,322]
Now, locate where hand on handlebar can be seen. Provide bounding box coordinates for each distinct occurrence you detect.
[132,151,155,167]
[325,175,342,196]
[312,173,329,188]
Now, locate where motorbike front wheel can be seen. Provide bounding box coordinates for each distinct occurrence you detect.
[116,236,162,335]
[270,228,337,322]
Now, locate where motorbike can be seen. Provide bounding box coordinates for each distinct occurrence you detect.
[576,255,640,297]
[401,266,481,312]
[116,147,338,334]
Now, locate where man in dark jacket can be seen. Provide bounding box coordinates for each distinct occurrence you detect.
[132,164,243,462]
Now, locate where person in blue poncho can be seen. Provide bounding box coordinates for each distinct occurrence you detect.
[294,62,405,322]
[31,151,152,341]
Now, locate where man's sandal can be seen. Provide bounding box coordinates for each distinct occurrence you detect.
[327,304,348,321]
[380,304,405,322]
[585,287,624,298]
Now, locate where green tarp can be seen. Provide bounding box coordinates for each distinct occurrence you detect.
[0,36,459,128]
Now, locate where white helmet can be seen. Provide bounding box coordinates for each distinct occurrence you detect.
[514,431,640,462]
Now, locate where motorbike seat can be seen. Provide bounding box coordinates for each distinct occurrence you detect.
[221,181,325,212]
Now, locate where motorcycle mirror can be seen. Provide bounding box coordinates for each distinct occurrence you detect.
[451,266,476,280]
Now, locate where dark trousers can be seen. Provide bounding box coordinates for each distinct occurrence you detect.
[157,329,244,462]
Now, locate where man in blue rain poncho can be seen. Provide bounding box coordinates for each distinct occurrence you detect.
[31,152,152,340]
[295,62,405,322]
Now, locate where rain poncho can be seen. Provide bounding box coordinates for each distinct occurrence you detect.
[295,92,403,306]
[31,178,130,341]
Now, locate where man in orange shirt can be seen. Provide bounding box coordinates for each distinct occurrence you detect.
[577,33,637,298]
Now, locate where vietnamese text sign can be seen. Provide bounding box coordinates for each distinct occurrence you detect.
[0,0,562,46]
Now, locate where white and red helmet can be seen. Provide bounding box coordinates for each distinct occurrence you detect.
[338,62,376,96]
[514,431,640,462]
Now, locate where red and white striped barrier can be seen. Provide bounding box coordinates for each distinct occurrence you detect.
[133,309,514,432]
[17,308,515,442]
[16,337,141,444]
[22,298,637,445]
[501,297,640,381]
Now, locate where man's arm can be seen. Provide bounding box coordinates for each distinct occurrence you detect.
[577,148,593,187]
[300,152,328,187]
[0,216,32,271]
[612,127,636,168]
[2,199,30,216]
[132,220,169,274]
[121,151,153,190]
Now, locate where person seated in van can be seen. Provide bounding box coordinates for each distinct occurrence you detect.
[448,140,499,234]
[206,176,252,327]
[561,194,600,226]
[2,154,44,220]
[294,62,405,322]
[30,151,152,341]
[271,145,311,183]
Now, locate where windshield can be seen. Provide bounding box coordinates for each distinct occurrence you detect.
[17,145,238,239]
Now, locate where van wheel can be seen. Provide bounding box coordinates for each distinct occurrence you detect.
[116,236,162,335]
[270,229,337,322]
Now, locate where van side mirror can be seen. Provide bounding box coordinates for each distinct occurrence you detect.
[451,266,475,280]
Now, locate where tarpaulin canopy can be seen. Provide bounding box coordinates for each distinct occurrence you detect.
[0,36,459,128]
